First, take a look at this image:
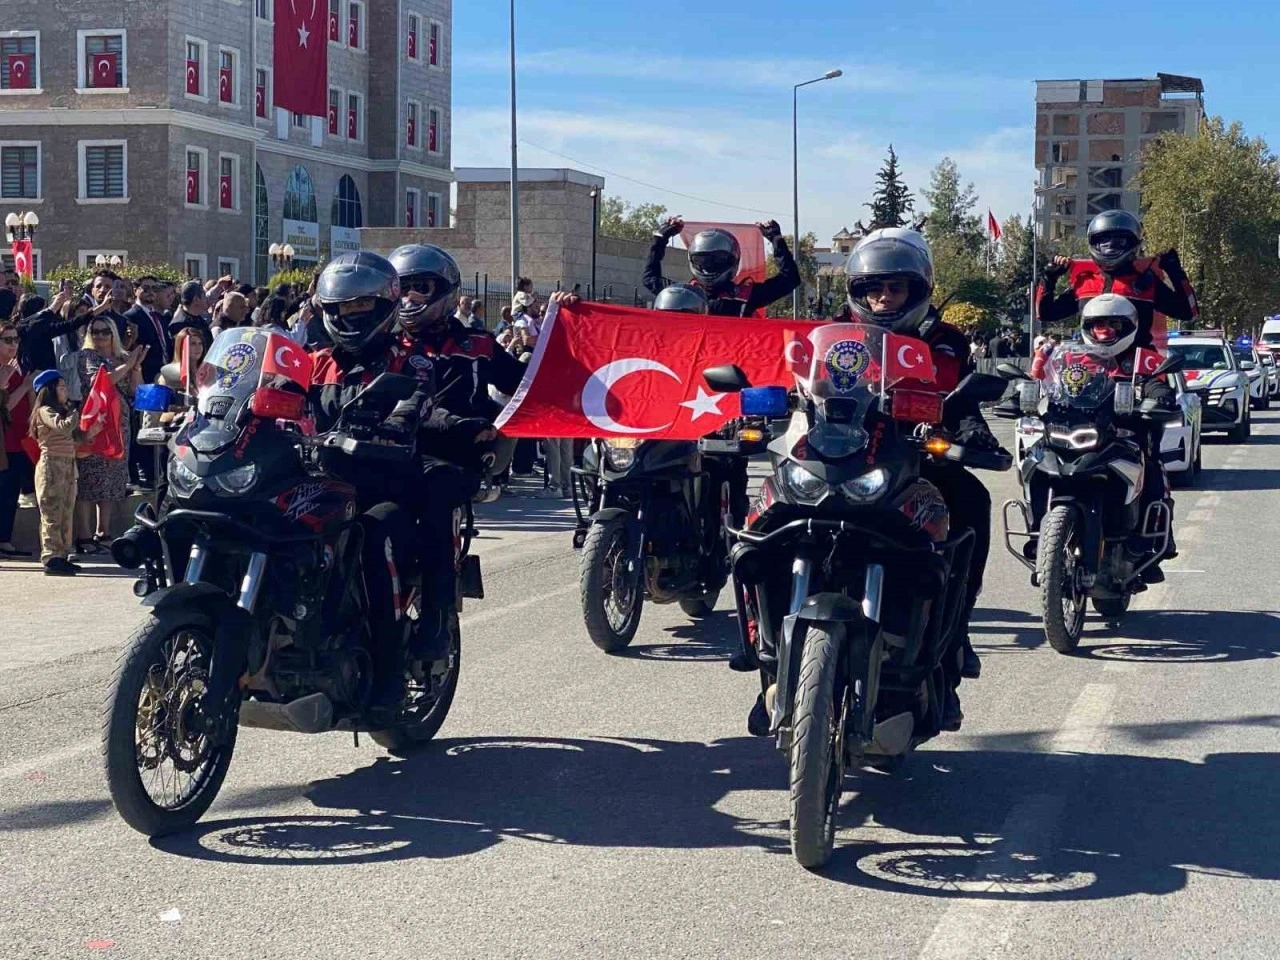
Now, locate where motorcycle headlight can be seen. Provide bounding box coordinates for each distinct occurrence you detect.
[211,462,258,496]
[604,438,640,471]
[1048,426,1099,450]
[168,457,200,496]
[779,460,828,503]
[840,467,889,503]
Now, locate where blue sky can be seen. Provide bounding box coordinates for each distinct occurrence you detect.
[452,0,1274,246]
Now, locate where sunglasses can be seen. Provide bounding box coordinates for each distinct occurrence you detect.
[402,279,437,295]
[0,335,18,344]
[864,280,910,296]
[90,328,114,337]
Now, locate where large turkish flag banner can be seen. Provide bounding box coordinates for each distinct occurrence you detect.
[496,300,819,440]
[274,0,327,116]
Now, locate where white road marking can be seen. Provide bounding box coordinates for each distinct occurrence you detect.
[916,684,1116,960]
[1195,494,1221,509]
[1177,526,1201,543]
[1184,509,1212,523]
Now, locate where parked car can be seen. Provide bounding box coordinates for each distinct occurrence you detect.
[1166,332,1251,442]
[1161,370,1203,486]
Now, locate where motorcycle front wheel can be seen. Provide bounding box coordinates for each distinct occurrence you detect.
[580,516,644,652]
[1038,505,1087,653]
[789,622,848,870]
[371,612,461,755]
[102,611,238,837]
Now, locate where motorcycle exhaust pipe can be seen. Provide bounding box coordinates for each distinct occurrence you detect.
[111,524,162,571]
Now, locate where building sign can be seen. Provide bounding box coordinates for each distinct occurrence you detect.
[282,218,320,262]
[330,226,361,257]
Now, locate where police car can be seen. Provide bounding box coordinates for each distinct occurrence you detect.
[1160,370,1203,486]
[1248,340,1280,401]
[1166,330,1251,442]
[1230,337,1271,411]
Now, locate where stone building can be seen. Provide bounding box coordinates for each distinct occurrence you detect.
[0,0,452,281]
[1034,73,1204,240]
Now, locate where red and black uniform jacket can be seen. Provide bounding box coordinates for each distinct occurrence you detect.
[400,319,527,420]
[642,235,802,318]
[1037,257,1198,349]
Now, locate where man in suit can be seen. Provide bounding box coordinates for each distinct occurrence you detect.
[123,276,173,490]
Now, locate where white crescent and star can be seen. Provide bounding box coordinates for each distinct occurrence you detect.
[100,60,112,77]
[274,345,301,369]
[13,60,25,77]
[582,359,680,434]
[186,65,196,85]
[680,386,727,421]
[785,339,809,366]
[897,345,923,369]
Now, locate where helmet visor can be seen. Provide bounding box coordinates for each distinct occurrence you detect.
[1091,231,1138,258]
[690,251,737,277]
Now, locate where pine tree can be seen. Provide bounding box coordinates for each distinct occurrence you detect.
[865,145,914,229]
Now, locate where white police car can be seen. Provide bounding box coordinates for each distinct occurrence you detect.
[1160,370,1203,486]
[1231,339,1271,411]
[1166,331,1251,442]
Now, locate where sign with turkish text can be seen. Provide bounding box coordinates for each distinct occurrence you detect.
[281,217,319,261]
[330,226,361,256]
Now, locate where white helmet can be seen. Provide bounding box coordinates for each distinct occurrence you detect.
[1080,293,1138,358]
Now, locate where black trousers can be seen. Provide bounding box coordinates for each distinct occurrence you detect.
[921,461,992,621]
[0,450,34,543]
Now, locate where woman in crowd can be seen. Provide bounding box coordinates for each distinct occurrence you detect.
[0,319,36,556]
[73,316,146,555]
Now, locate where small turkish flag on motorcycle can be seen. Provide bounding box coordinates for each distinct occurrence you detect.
[1134,347,1164,377]
[884,332,936,384]
[261,332,313,389]
[495,300,819,440]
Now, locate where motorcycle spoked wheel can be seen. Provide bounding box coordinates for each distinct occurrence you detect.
[1038,505,1088,653]
[580,516,644,652]
[371,612,461,755]
[789,622,851,870]
[102,612,239,837]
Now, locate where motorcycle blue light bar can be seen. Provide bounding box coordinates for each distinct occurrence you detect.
[740,386,789,418]
[133,383,173,413]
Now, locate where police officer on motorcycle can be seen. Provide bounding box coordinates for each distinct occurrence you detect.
[309,252,494,690]
[644,218,801,317]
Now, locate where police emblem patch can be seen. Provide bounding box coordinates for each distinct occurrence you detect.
[824,339,871,392]
[1062,362,1091,397]
[217,342,258,389]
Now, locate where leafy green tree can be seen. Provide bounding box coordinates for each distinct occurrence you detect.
[921,158,982,254]
[598,195,670,242]
[765,232,819,317]
[865,145,914,229]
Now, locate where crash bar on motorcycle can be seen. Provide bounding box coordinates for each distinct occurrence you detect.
[724,517,942,555]
[133,503,321,546]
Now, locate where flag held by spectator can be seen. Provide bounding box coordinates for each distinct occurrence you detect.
[7,54,33,90]
[79,365,125,460]
[274,0,327,116]
[988,210,1002,242]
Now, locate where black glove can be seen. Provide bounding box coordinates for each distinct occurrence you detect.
[1158,247,1183,273]
[379,391,428,438]
[655,217,684,241]
[957,422,1001,451]
[758,219,783,243]
[1042,259,1069,282]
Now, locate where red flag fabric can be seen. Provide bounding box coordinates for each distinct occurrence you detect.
[678,221,769,318]
[495,300,820,439]
[219,66,233,103]
[11,239,33,279]
[347,9,359,47]
[407,26,417,59]
[79,365,124,460]
[185,58,200,95]
[260,333,313,388]
[1134,347,1164,377]
[274,0,327,116]
[90,53,118,88]
[219,174,233,209]
[428,114,437,151]
[987,210,1002,241]
[884,332,936,384]
[407,114,416,147]
[328,102,338,134]
[255,81,266,117]
[180,330,191,387]
[347,105,357,140]
[7,54,33,90]
[329,8,340,41]
[186,169,199,205]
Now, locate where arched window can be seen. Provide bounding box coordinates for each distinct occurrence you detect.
[254,164,269,283]
[282,165,318,223]
[331,174,363,229]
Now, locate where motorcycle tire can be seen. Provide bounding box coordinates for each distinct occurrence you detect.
[1228,407,1250,443]
[789,622,847,870]
[102,611,238,837]
[1038,505,1087,654]
[1092,596,1131,625]
[371,612,461,755]
[581,515,644,653]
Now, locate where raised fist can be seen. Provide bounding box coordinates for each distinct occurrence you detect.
[656,216,685,241]
[758,219,783,242]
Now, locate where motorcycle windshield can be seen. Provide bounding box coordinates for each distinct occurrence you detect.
[798,324,884,458]
[1043,345,1120,411]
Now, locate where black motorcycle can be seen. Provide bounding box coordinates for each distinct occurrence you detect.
[996,347,1181,651]
[571,420,768,653]
[103,329,479,837]
[712,323,1011,869]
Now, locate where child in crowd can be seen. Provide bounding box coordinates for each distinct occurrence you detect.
[28,370,100,576]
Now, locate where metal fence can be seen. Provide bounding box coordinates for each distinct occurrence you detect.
[460,273,651,331]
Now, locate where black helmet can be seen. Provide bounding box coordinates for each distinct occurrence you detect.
[653,283,709,314]
[388,243,461,336]
[315,251,400,356]
[1087,210,1142,272]
[688,229,740,290]
[844,228,935,333]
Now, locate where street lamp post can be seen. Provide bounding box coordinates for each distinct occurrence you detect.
[268,243,295,273]
[4,211,38,279]
[588,187,600,299]
[792,68,843,320]
[1029,182,1066,350]
[508,0,520,295]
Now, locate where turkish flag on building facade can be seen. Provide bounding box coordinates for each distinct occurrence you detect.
[256,82,266,117]
[185,58,200,95]
[428,115,437,152]
[274,0,327,116]
[79,365,125,460]
[328,103,338,134]
[428,25,437,64]
[219,66,233,102]
[186,169,199,205]
[347,105,357,139]
[90,52,118,88]
[884,331,936,384]
[11,239,33,279]
[1134,347,1164,377]
[220,174,233,209]
[495,300,819,440]
[988,210,1002,241]
[347,9,359,47]
[328,8,340,41]
[406,113,416,147]
[7,54,33,90]
[407,25,417,59]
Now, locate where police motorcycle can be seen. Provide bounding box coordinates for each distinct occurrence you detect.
[708,323,1012,869]
[572,417,771,653]
[997,345,1182,652]
[103,329,477,837]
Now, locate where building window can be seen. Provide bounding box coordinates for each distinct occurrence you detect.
[1086,193,1123,216]
[428,20,440,66]
[1145,112,1183,134]
[255,67,270,118]
[291,111,307,129]
[1049,140,1074,164]
[405,189,420,228]
[426,192,441,228]
[331,174,363,228]
[218,48,237,105]
[1088,166,1123,190]
[79,250,127,269]
[406,101,420,148]
[185,148,206,207]
[254,163,269,283]
[328,87,341,136]
[0,144,40,200]
[0,34,40,92]
[78,141,127,201]
[348,1,364,50]
[347,92,362,141]
[79,30,126,90]
[328,0,341,43]
[427,107,440,154]
[407,14,420,60]
[185,38,208,98]
[283,165,318,223]
[217,258,240,279]
[218,154,238,211]
[184,254,208,280]
[255,0,271,20]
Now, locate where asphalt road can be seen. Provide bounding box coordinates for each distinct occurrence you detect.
[3,417,1280,960]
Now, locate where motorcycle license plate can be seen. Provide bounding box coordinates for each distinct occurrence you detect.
[699,438,741,454]
[892,390,943,423]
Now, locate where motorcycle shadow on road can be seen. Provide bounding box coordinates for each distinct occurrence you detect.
[153,735,793,866]
[620,611,741,663]
[1073,609,1280,664]
[1194,467,1280,491]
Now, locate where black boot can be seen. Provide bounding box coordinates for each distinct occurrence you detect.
[411,606,455,662]
[941,687,964,732]
[961,637,982,679]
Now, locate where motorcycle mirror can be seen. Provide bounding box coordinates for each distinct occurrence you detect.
[1146,355,1185,379]
[996,362,1032,381]
[1017,379,1041,412]
[942,372,1008,423]
[703,364,751,393]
